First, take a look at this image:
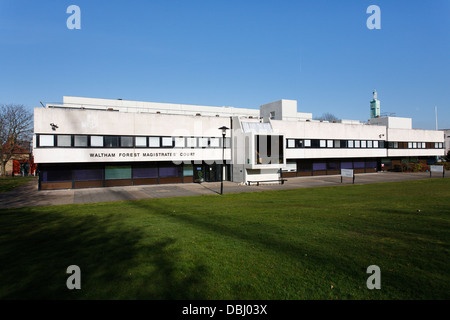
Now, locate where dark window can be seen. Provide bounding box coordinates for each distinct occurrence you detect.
[295,139,304,148]
[42,167,72,182]
[340,140,348,148]
[312,162,326,171]
[310,139,320,148]
[74,135,88,147]
[334,140,340,148]
[327,162,340,170]
[121,136,134,147]
[133,165,158,179]
[365,161,377,169]
[341,161,353,169]
[353,161,365,169]
[73,168,103,181]
[105,136,120,148]
[298,160,312,171]
[57,135,72,147]
[159,165,182,178]
[255,135,283,164]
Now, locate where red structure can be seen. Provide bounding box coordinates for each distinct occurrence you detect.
[1,143,35,176]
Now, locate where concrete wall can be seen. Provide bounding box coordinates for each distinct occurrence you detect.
[271,120,386,141]
[286,148,387,160]
[34,107,232,164]
[35,98,445,176]
[62,96,260,118]
[444,129,450,156]
[387,128,444,143]
[34,147,231,164]
[35,107,232,137]
[259,100,312,121]
[246,168,280,182]
[368,117,412,129]
[273,118,444,159]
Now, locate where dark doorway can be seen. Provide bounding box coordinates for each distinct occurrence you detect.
[193,163,229,183]
[204,164,221,182]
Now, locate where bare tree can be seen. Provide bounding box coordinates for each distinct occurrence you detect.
[0,104,33,176]
[314,112,340,122]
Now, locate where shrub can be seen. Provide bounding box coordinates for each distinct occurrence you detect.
[413,163,429,172]
[445,162,450,170]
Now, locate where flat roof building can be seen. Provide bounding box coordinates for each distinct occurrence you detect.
[444,129,450,156]
[33,95,445,190]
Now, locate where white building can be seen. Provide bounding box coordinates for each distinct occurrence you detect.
[444,129,450,157]
[33,95,445,190]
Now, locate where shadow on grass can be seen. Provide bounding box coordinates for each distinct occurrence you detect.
[0,208,208,299]
[0,177,37,193]
[126,197,450,300]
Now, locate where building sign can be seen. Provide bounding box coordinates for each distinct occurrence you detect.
[88,152,196,159]
[34,147,231,164]
[341,169,354,178]
[430,165,444,173]
[430,165,445,178]
[341,169,355,184]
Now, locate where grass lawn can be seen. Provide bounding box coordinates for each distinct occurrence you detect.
[0,176,36,193]
[0,178,449,300]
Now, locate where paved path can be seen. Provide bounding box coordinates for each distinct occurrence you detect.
[0,172,447,209]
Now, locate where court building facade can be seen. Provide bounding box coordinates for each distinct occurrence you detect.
[33,94,445,190]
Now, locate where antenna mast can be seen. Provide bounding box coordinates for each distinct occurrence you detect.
[435,106,438,130]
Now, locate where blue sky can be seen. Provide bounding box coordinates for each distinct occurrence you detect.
[1,0,449,129]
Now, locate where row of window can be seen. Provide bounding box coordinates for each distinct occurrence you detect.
[287,139,385,149]
[387,142,444,149]
[286,139,444,149]
[36,134,444,150]
[41,163,191,182]
[37,134,231,149]
[282,159,378,172]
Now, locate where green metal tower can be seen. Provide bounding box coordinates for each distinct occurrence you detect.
[370,90,380,118]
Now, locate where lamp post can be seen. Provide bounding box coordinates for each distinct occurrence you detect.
[218,126,229,195]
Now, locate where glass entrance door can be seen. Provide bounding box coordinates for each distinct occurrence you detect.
[205,164,222,182]
[193,163,228,182]
[205,164,217,182]
[193,165,204,182]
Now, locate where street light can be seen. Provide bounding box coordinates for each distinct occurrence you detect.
[218,126,229,195]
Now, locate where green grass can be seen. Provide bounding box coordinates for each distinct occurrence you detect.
[0,176,35,193]
[0,179,449,300]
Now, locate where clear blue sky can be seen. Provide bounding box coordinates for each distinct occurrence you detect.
[1,0,449,129]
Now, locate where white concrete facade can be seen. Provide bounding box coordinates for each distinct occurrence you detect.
[368,116,413,129]
[33,96,445,189]
[61,96,260,118]
[34,107,232,164]
[444,129,450,156]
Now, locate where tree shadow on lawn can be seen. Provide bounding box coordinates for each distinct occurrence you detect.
[0,207,208,300]
[126,198,450,299]
[127,199,372,297]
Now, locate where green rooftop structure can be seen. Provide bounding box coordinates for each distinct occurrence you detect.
[370,90,381,118]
